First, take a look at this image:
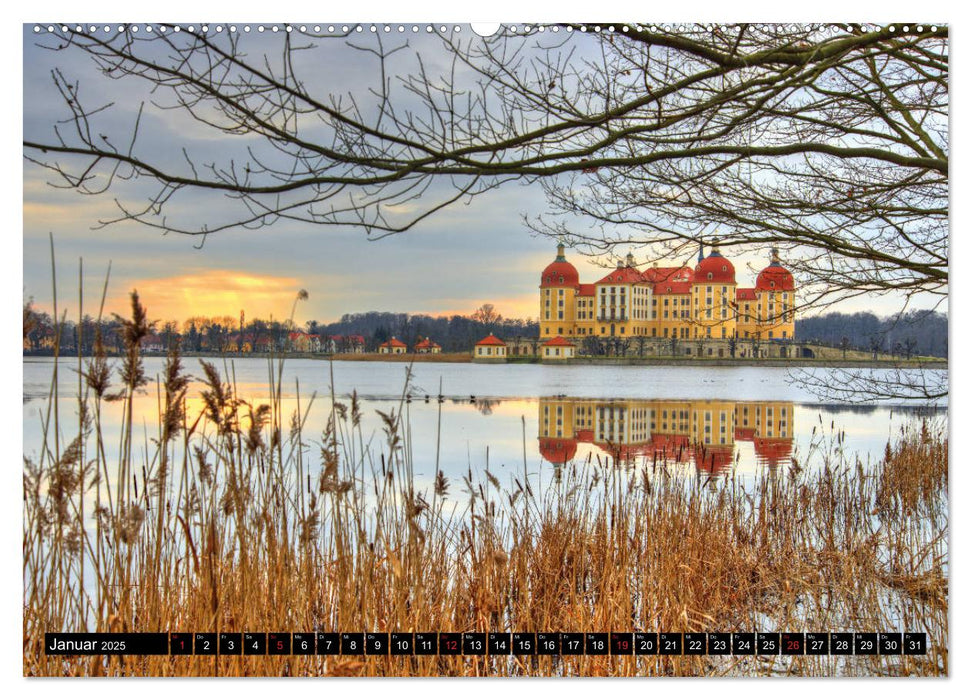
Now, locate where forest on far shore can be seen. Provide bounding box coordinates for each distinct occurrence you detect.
[23,302,946,359]
[795,309,947,358]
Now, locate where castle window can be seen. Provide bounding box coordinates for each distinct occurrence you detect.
[707,273,713,280]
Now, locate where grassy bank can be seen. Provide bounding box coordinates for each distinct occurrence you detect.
[25,348,946,370]
[23,296,948,677]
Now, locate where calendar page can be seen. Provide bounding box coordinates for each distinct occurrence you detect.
[21,13,948,682]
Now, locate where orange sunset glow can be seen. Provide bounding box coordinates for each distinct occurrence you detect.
[107,270,305,322]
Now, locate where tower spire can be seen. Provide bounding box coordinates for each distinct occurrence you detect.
[555,241,566,262]
[697,240,705,263]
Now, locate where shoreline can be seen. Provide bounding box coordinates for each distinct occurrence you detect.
[23,351,947,370]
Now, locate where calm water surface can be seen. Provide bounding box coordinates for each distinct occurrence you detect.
[23,358,945,494]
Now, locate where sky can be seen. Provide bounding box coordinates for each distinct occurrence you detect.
[22,23,943,329]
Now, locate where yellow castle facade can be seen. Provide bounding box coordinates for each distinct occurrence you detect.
[539,243,796,345]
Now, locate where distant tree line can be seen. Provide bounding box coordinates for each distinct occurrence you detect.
[23,300,538,355]
[23,298,943,359]
[796,310,947,359]
[308,305,537,352]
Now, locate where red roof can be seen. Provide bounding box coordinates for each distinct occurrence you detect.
[736,287,757,301]
[539,437,577,464]
[415,338,441,349]
[694,250,736,284]
[476,334,506,347]
[694,445,735,473]
[541,248,580,288]
[653,280,693,295]
[593,441,651,461]
[577,283,596,296]
[754,438,794,466]
[543,336,575,347]
[641,265,693,284]
[734,427,757,440]
[756,263,795,291]
[596,266,644,285]
[647,434,691,453]
[380,337,407,348]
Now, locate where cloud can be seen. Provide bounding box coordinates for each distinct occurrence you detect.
[109,270,306,323]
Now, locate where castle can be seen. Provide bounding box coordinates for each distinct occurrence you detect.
[537,397,794,473]
[539,243,795,355]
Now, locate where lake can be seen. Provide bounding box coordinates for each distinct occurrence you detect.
[23,357,946,497]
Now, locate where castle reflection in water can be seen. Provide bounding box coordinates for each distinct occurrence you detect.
[538,397,793,473]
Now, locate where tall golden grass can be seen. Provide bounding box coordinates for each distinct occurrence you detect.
[23,291,947,677]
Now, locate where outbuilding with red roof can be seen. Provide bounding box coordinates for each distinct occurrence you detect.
[414,337,442,354]
[378,337,408,355]
[472,334,507,362]
[541,335,576,361]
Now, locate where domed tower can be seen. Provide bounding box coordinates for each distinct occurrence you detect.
[538,437,578,465]
[540,243,580,338]
[691,241,737,340]
[755,248,796,341]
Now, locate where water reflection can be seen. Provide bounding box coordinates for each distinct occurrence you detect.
[24,358,941,492]
[538,397,794,473]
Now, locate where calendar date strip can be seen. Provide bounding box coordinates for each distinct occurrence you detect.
[44,631,927,657]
